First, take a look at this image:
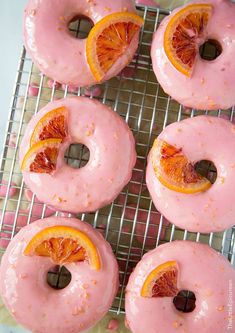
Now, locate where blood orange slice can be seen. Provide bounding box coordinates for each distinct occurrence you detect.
[30,107,68,146]
[21,138,61,174]
[164,4,213,76]
[141,261,178,297]
[24,226,100,269]
[152,139,211,194]
[86,12,144,82]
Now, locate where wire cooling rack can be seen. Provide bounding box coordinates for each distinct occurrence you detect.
[0,5,235,315]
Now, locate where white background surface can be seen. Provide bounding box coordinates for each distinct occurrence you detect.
[0,1,27,153]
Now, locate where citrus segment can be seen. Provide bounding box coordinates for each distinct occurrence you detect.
[86,12,144,81]
[152,139,211,194]
[164,4,213,76]
[30,107,68,146]
[24,225,101,270]
[21,138,62,174]
[141,261,178,298]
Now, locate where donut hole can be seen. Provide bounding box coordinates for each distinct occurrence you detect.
[173,290,196,313]
[47,265,72,290]
[64,143,90,169]
[69,16,94,39]
[194,160,217,184]
[199,39,222,61]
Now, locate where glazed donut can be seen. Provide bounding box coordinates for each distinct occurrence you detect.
[19,97,136,213]
[151,0,235,110]
[0,217,119,333]
[24,0,141,87]
[125,241,235,333]
[146,115,235,233]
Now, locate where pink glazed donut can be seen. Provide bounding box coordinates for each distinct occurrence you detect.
[19,97,136,213]
[151,0,235,110]
[0,217,119,333]
[146,115,235,233]
[23,0,139,87]
[125,241,235,333]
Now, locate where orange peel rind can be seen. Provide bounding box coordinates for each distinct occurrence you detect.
[152,139,212,194]
[30,107,68,147]
[86,12,144,82]
[164,4,213,76]
[21,138,62,174]
[24,225,101,270]
[141,261,178,298]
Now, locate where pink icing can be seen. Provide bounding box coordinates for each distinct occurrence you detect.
[23,0,139,87]
[19,97,136,213]
[135,0,159,7]
[0,188,56,249]
[0,204,75,249]
[125,241,235,333]
[83,86,103,98]
[0,232,10,249]
[151,0,235,110]
[28,82,39,97]
[125,317,131,330]
[7,132,17,148]
[0,212,32,249]
[124,204,169,246]
[18,96,25,108]
[106,318,119,331]
[118,247,142,286]
[24,189,55,217]
[219,114,235,125]
[0,217,119,333]
[0,180,17,198]
[182,106,192,115]
[58,212,76,218]
[0,192,55,249]
[117,159,147,204]
[146,115,235,233]
[129,159,147,195]
[0,212,30,229]
[119,66,136,79]
[52,96,62,101]
[96,223,106,237]
[62,84,79,94]
[47,79,61,90]
[219,114,230,121]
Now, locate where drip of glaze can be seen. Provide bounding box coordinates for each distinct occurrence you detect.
[62,84,78,93]
[83,86,103,97]
[135,0,159,7]
[28,82,39,97]
[0,180,17,198]
[123,204,169,246]
[106,318,119,331]
[47,79,61,90]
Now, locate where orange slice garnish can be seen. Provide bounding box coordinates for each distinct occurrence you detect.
[141,261,178,297]
[30,107,68,147]
[24,225,101,270]
[164,4,213,76]
[86,12,144,82]
[21,138,61,174]
[152,139,211,194]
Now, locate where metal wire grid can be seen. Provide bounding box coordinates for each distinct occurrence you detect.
[0,5,234,315]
